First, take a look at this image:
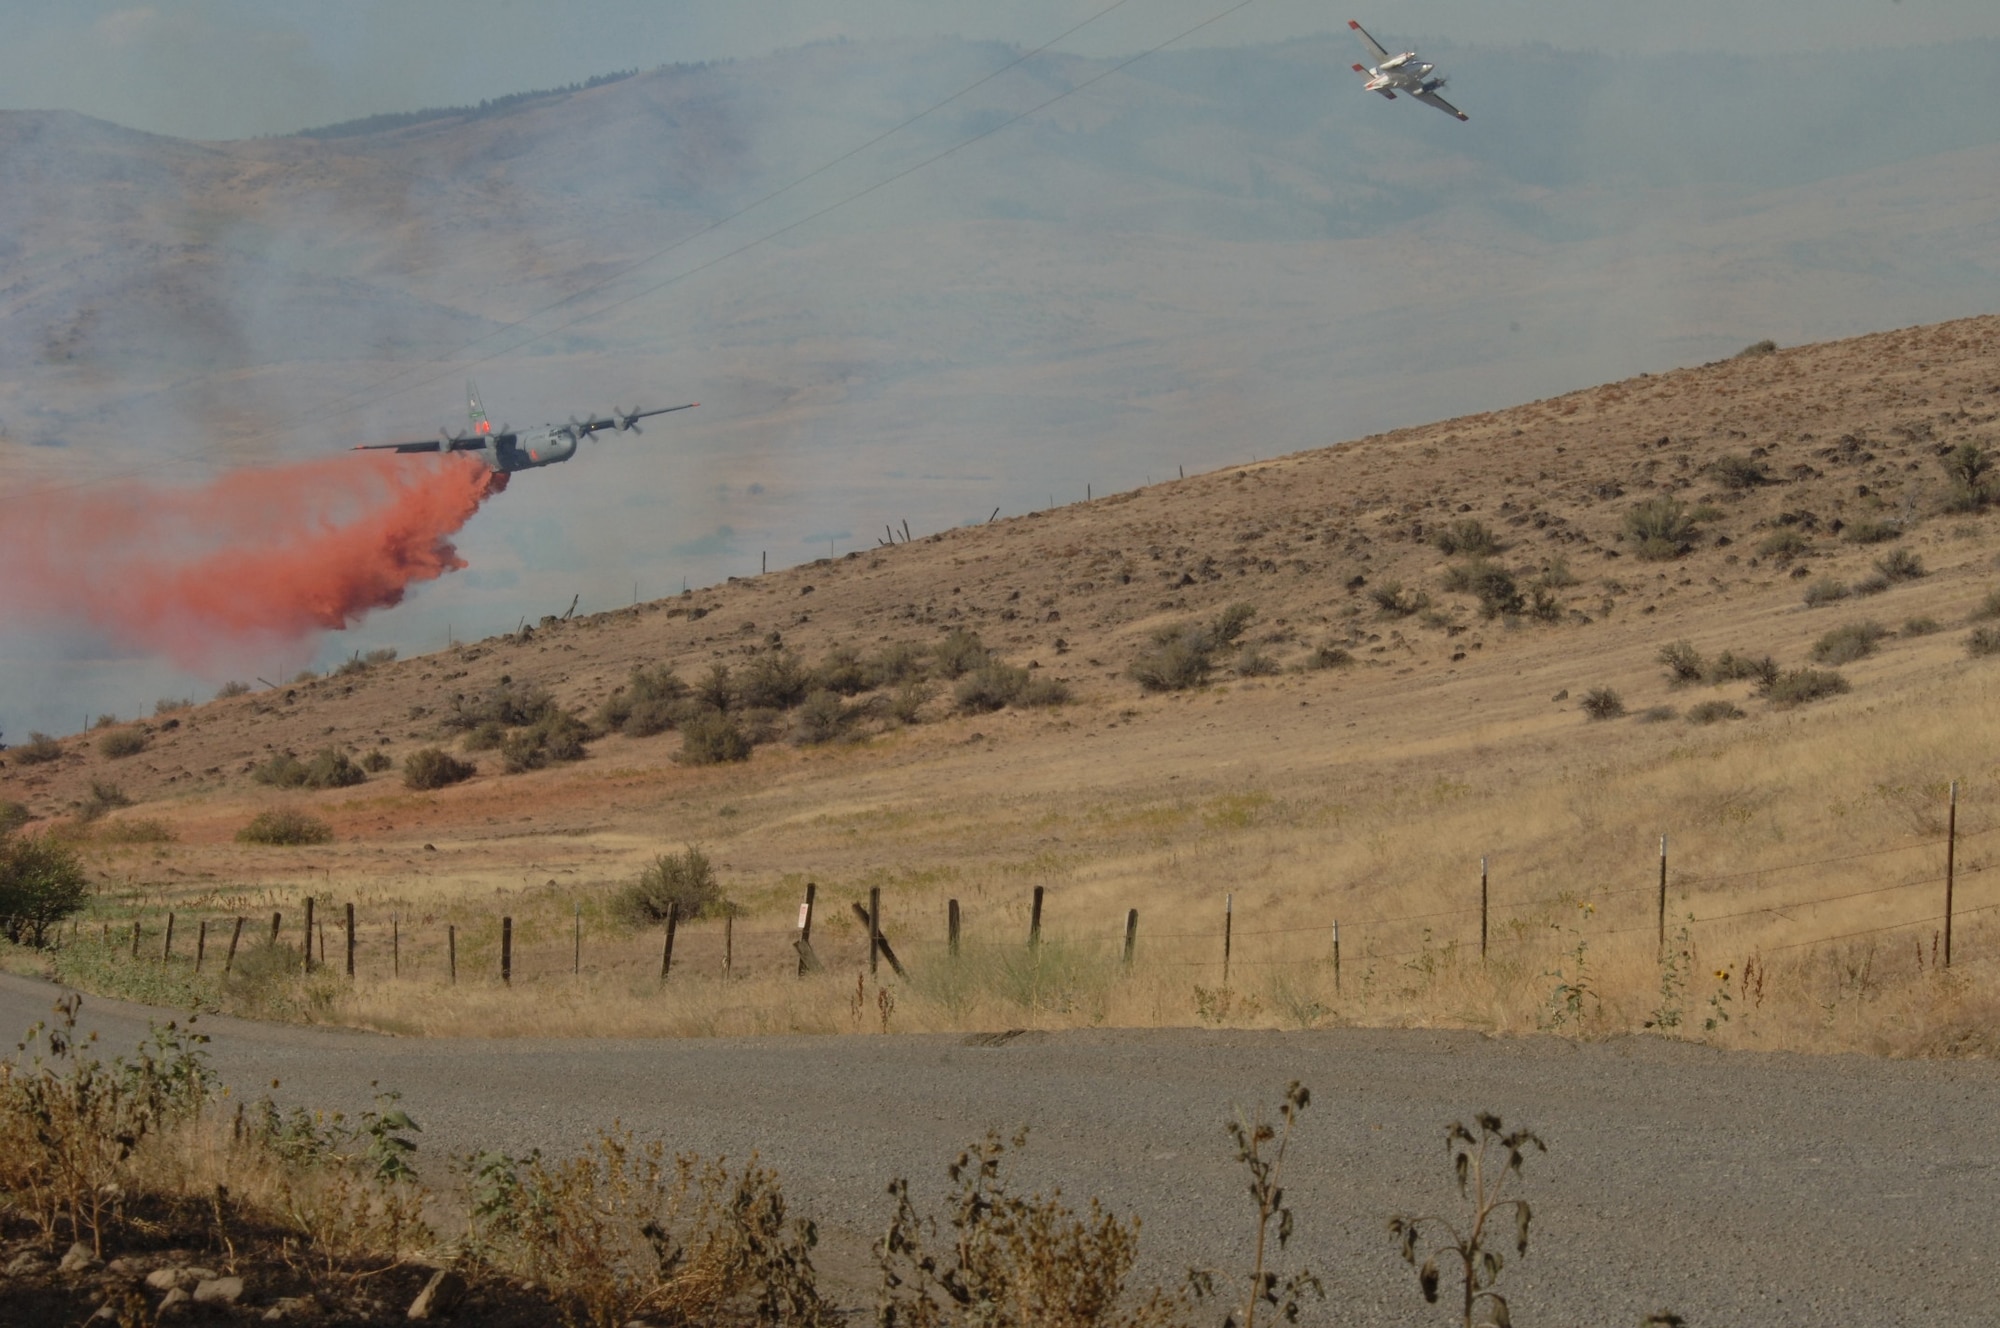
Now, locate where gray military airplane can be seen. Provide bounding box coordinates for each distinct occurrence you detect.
[355,380,697,474]
[1348,19,1468,122]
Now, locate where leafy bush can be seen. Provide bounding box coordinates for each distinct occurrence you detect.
[442,678,559,732]
[1705,651,1779,688]
[98,728,148,760]
[256,747,366,790]
[361,749,393,773]
[1580,687,1625,720]
[0,832,89,946]
[501,711,591,773]
[1968,626,2000,658]
[1764,668,1851,706]
[11,733,63,765]
[739,650,812,711]
[1442,559,1523,618]
[1941,441,1995,511]
[404,748,476,790]
[1624,497,1698,560]
[0,801,29,835]
[934,629,992,680]
[236,810,335,846]
[811,646,872,697]
[955,663,1031,713]
[1874,548,1926,583]
[679,712,752,765]
[1432,519,1500,557]
[868,641,931,688]
[1212,602,1257,645]
[1802,578,1850,607]
[1756,529,1811,561]
[215,680,252,699]
[599,665,690,736]
[462,720,506,752]
[1657,640,1705,686]
[889,680,935,724]
[615,845,724,924]
[694,664,736,713]
[1811,622,1889,665]
[1706,454,1771,490]
[78,780,131,823]
[1129,631,1214,692]
[1841,518,1901,545]
[792,690,851,745]
[1686,700,1745,725]
[1368,581,1430,618]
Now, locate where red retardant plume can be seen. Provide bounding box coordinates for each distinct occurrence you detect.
[1,453,507,669]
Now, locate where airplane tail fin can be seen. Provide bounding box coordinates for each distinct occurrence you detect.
[467,379,491,435]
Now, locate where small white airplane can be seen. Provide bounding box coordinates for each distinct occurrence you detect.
[1348,19,1468,122]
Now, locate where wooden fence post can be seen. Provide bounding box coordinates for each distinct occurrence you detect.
[318,922,326,969]
[1945,781,1958,968]
[1480,856,1489,961]
[573,902,582,976]
[448,924,457,984]
[849,902,908,978]
[501,916,513,986]
[162,912,175,963]
[1656,835,1669,959]
[195,920,207,973]
[724,911,734,978]
[661,901,679,981]
[868,887,882,976]
[1332,920,1341,993]
[303,897,315,974]
[269,911,281,948]
[392,913,400,978]
[796,883,820,976]
[948,899,961,958]
[130,920,140,959]
[1123,908,1138,969]
[225,916,245,975]
[1223,892,1233,986]
[1029,885,1044,950]
[345,902,356,978]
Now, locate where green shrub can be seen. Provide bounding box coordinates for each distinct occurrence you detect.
[1580,687,1625,720]
[11,733,63,765]
[1902,616,1942,637]
[1811,621,1889,665]
[598,665,690,734]
[1442,559,1523,618]
[1129,630,1215,692]
[1705,651,1779,688]
[1658,640,1705,686]
[869,641,932,688]
[1852,572,1892,597]
[1841,518,1901,545]
[500,711,591,773]
[1637,705,1677,723]
[1969,587,2000,622]
[812,646,872,697]
[1765,668,1851,706]
[1432,519,1500,557]
[615,845,723,924]
[94,819,175,845]
[739,650,811,711]
[1016,674,1071,708]
[462,721,506,752]
[1686,700,1745,725]
[1968,626,2000,658]
[678,712,751,765]
[792,689,850,745]
[934,629,992,680]
[1308,645,1355,670]
[889,680,935,724]
[0,801,30,835]
[215,680,252,699]
[78,780,131,822]
[0,832,89,946]
[1802,578,1850,607]
[256,748,365,790]
[1625,497,1698,560]
[98,728,148,760]
[153,697,192,716]
[361,749,393,774]
[1212,602,1257,645]
[1706,455,1771,490]
[442,678,558,732]
[1368,582,1429,617]
[236,810,334,846]
[1736,338,1778,358]
[1941,441,1994,511]
[1757,529,1811,561]
[955,662,1031,713]
[1235,649,1282,677]
[404,748,476,790]
[1874,548,1926,583]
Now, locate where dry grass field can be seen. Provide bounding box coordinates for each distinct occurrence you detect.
[6,314,2000,1055]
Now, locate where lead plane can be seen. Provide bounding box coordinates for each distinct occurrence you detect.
[1348,19,1468,122]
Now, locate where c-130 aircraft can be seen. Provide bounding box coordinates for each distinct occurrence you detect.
[355,381,697,474]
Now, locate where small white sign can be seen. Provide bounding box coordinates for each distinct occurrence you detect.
[797,901,811,930]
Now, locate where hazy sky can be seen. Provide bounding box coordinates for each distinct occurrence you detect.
[4,0,1999,141]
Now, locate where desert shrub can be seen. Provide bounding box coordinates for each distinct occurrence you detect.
[442,678,558,732]
[404,748,476,790]
[1971,587,2000,622]
[1018,674,1071,708]
[0,801,29,835]
[1811,621,1889,665]
[152,697,192,716]
[1842,518,1901,545]
[1736,338,1778,357]
[292,670,318,684]
[257,748,365,790]
[1235,649,1282,677]
[868,641,931,687]
[792,690,851,745]
[462,721,506,752]
[678,712,752,765]
[1307,645,1354,670]
[94,819,175,845]
[1432,519,1501,557]
[955,662,1031,713]
[236,810,334,846]
[1706,454,1772,490]
[1941,441,1995,511]
[254,753,310,788]
[215,680,252,699]
[98,728,148,760]
[1535,556,1578,589]
[1580,687,1625,720]
[1657,640,1705,686]
[0,832,89,945]
[889,680,935,724]
[934,628,992,680]
[1902,616,1942,637]
[1802,577,1850,607]
[739,650,811,711]
[1526,587,1564,623]
[77,780,132,823]
[1129,630,1215,692]
[1968,626,2000,658]
[12,732,63,765]
[1624,497,1697,560]
[1637,705,1677,723]
[93,715,118,729]
[616,845,723,924]
[361,749,393,774]
[694,664,737,713]
[599,666,690,735]
[1851,572,1892,597]
[1765,668,1851,706]
[1874,548,1926,582]
[1212,602,1256,645]
[1705,651,1779,688]
[1442,559,1523,618]
[1757,529,1811,561]
[501,711,591,773]
[812,646,872,697]
[1368,581,1430,617]
[1686,700,1745,725]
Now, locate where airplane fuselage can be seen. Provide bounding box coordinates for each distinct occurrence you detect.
[1363,54,1438,94]
[472,426,580,473]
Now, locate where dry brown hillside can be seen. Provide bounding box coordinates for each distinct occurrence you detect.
[6,314,2000,1051]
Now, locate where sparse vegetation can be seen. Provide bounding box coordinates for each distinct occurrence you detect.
[678,711,752,765]
[1390,1114,1544,1328]
[1369,581,1430,618]
[1624,497,1699,560]
[1967,626,2000,658]
[1841,517,1901,545]
[361,749,393,773]
[10,732,63,765]
[1441,559,1523,618]
[1941,440,1995,512]
[500,710,591,773]
[0,801,29,835]
[739,650,813,711]
[1685,700,1745,725]
[255,748,367,790]
[1432,519,1501,557]
[152,697,192,716]
[1902,616,1942,637]
[97,728,148,760]
[77,779,131,823]
[404,748,476,790]
[1756,529,1811,561]
[1706,454,1772,490]
[1580,688,1625,721]
[236,810,335,846]
[1637,705,1677,723]
[1657,640,1705,686]
[1705,651,1779,688]
[1810,621,1888,665]
[1802,577,1851,607]
[934,628,993,680]
[442,677,561,732]
[1764,668,1851,706]
[1874,548,1926,582]
[1130,604,1257,691]
[215,680,252,699]
[1969,587,2000,622]
[793,689,853,745]
[1736,338,1778,358]
[615,845,724,924]
[1307,645,1355,670]
[599,665,692,737]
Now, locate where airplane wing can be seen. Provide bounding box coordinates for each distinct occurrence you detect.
[1413,87,1469,121]
[576,402,699,435]
[1353,63,1397,97]
[353,435,492,454]
[1348,19,1391,64]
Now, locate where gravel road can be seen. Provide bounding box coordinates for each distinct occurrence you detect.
[4,972,1995,1326]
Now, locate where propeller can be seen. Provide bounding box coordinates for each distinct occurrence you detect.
[614,406,644,435]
